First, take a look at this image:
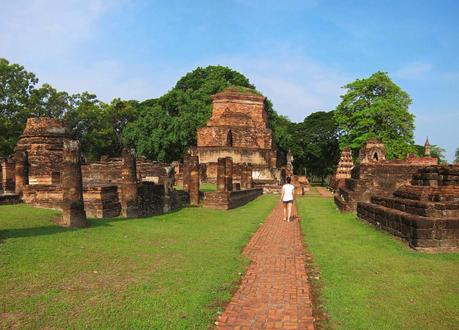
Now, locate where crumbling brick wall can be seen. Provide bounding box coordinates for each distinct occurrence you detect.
[357,165,459,251]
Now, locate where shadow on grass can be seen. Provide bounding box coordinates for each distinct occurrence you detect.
[0,205,192,241]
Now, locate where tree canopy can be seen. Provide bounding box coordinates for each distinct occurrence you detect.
[334,71,416,159]
[122,66,290,162]
[0,58,72,156]
[290,111,339,181]
[455,148,459,164]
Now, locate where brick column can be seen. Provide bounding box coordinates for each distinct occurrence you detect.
[225,157,233,192]
[14,151,28,197]
[246,163,253,188]
[121,148,139,218]
[217,157,226,192]
[1,158,16,193]
[182,158,190,193]
[163,165,175,213]
[60,139,87,227]
[188,155,200,205]
[240,163,248,189]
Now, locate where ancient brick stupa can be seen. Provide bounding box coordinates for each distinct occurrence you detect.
[331,147,354,190]
[15,117,72,185]
[196,87,278,183]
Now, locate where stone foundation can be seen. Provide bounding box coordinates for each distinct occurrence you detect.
[357,166,459,251]
[203,188,263,210]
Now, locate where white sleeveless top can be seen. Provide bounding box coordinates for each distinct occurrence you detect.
[282,184,295,201]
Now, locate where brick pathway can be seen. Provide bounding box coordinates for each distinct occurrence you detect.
[216,202,315,330]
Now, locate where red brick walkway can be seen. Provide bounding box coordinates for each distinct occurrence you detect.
[216,202,315,330]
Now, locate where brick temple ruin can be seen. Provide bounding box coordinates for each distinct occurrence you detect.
[196,87,280,186]
[334,139,438,212]
[0,118,184,223]
[195,87,308,194]
[358,165,459,251]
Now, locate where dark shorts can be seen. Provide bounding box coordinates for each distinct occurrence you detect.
[283,200,293,204]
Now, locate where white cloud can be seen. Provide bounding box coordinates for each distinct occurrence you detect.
[395,62,433,80]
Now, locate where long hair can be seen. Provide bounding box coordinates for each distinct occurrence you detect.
[286,176,291,184]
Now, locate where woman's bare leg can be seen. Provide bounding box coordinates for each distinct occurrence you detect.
[287,203,292,221]
[283,203,287,221]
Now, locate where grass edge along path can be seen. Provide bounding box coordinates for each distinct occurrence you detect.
[0,195,277,329]
[296,196,459,330]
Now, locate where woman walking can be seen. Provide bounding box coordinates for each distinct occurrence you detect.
[280,177,295,221]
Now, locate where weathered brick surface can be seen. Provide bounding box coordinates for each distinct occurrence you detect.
[335,164,439,212]
[14,150,28,196]
[1,157,15,194]
[331,148,353,191]
[217,202,315,329]
[357,165,459,251]
[120,148,139,218]
[334,139,438,212]
[58,139,87,228]
[197,88,278,183]
[203,188,262,210]
[81,157,168,185]
[217,204,314,329]
[186,155,200,206]
[15,117,71,185]
[83,185,121,218]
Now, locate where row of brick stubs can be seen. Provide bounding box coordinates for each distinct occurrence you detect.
[217,157,253,193]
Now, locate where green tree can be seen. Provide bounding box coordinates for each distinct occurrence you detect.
[0,58,38,156]
[291,111,339,183]
[0,58,74,156]
[64,94,139,161]
[334,71,415,159]
[455,148,459,164]
[123,65,290,162]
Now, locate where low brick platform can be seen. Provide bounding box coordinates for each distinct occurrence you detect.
[216,202,315,329]
[358,166,459,251]
[204,188,263,210]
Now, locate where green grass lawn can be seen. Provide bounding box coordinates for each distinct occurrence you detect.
[174,182,216,192]
[0,195,277,329]
[199,182,217,192]
[297,196,459,330]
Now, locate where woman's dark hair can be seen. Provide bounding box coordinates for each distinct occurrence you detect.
[286,177,291,184]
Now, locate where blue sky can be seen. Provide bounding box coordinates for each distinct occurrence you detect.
[1,0,458,161]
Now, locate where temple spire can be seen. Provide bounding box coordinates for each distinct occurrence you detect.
[424,137,431,157]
